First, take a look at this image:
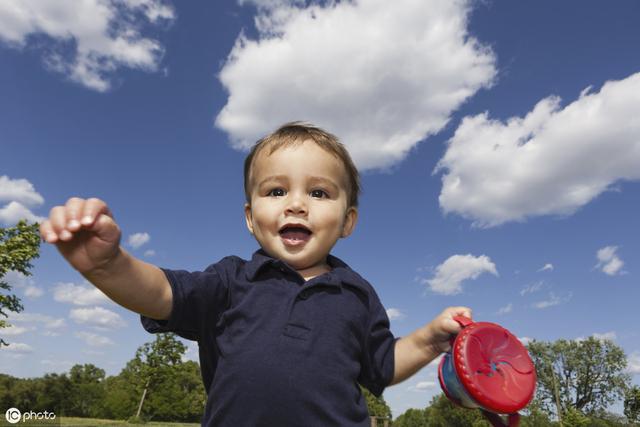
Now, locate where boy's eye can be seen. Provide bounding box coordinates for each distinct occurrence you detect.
[267,188,286,197]
[310,189,328,198]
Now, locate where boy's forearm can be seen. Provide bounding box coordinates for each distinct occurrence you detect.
[390,326,441,385]
[82,248,172,320]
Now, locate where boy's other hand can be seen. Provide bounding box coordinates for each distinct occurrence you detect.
[425,306,473,354]
[40,197,122,274]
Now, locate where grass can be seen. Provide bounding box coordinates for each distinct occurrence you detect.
[59,418,199,427]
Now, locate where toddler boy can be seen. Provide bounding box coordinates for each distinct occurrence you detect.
[40,122,471,426]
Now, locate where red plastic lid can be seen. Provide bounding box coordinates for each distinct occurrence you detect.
[451,320,536,414]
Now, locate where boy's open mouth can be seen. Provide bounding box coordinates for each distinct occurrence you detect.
[279,224,312,246]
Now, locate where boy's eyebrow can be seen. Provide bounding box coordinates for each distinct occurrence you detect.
[257,175,340,191]
[307,176,340,191]
[257,175,288,188]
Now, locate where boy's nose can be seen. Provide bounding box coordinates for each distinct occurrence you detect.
[285,194,308,216]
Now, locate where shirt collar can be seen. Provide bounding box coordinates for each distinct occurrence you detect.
[245,249,369,293]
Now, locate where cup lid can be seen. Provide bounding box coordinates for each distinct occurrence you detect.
[451,321,536,414]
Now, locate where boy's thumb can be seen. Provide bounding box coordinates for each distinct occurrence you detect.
[89,214,121,243]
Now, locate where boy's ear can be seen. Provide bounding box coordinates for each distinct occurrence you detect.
[340,206,358,238]
[244,203,254,235]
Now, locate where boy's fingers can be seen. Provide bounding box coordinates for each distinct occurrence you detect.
[80,198,112,227]
[88,213,121,243]
[40,219,58,243]
[64,197,85,231]
[49,206,73,241]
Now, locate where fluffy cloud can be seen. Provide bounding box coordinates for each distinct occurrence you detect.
[436,72,640,227]
[538,263,554,272]
[53,282,111,306]
[518,337,533,346]
[0,0,174,91]
[24,286,44,298]
[70,307,126,330]
[217,0,496,170]
[128,232,151,249]
[7,312,66,331]
[520,281,544,296]
[408,381,436,392]
[595,245,625,276]
[4,342,33,354]
[75,331,115,347]
[497,303,512,315]
[532,292,572,309]
[424,254,498,295]
[628,352,640,375]
[0,325,33,336]
[386,308,406,321]
[0,176,45,225]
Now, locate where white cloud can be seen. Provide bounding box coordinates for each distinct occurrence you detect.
[595,245,625,276]
[70,306,126,330]
[628,352,640,375]
[0,324,33,336]
[408,381,436,392]
[0,175,44,206]
[591,331,617,342]
[75,331,115,347]
[128,232,150,249]
[24,286,44,298]
[7,312,66,331]
[497,303,512,315]
[518,336,533,346]
[4,271,35,288]
[217,0,496,170]
[53,282,111,306]
[0,176,45,225]
[538,263,554,272]
[533,292,572,309]
[144,249,156,257]
[0,0,174,92]
[424,254,498,295]
[520,281,544,296]
[386,308,406,321]
[4,342,33,354]
[436,72,640,227]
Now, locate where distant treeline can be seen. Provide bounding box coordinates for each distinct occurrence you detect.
[0,360,205,423]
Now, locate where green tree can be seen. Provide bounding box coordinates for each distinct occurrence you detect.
[527,338,630,417]
[0,220,40,346]
[625,385,640,424]
[127,333,187,420]
[394,407,428,427]
[68,363,106,417]
[422,394,489,427]
[362,386,392,419]
[34,373,72,414]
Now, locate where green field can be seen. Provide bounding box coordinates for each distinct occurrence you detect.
[59,418,199,427]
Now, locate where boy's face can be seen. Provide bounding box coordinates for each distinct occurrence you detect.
[244,140,357,277]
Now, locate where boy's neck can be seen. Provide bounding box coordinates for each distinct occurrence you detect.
[297,261,331,282]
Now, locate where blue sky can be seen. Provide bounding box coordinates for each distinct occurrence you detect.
[1,0,639,418]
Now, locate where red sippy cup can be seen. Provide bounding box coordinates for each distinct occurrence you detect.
[437,316,536,427]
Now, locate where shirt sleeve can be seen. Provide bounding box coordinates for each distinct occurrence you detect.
[358,289,396,397]
[140,262,229,341]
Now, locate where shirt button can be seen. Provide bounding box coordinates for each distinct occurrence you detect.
[298,290,310,300]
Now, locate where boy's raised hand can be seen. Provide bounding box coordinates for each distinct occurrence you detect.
[426,306,473,354]
[40,197,122,274]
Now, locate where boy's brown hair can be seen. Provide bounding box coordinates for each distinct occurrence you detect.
[243,122,361,207]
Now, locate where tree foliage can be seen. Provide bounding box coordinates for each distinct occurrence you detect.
[527,337,630,416]
[625,385,640,424]
[361,386,392,419]
[0,337,206,422]
[0,220,40,346]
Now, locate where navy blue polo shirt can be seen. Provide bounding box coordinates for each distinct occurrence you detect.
[141,249,396,426]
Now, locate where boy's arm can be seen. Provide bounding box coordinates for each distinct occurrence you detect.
[390,306,471,386]
[40,197,172,320]
[82,248,172,320]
